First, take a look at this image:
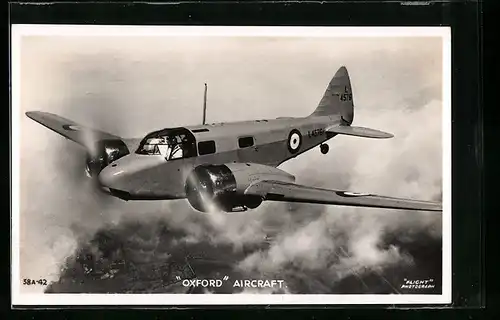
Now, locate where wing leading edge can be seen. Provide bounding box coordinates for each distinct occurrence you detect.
[25,111,121,146]
[245,180,442,212]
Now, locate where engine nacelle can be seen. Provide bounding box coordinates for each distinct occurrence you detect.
[85,139,130,178]
[184,163,295,212]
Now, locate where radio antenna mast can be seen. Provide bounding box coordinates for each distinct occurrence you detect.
[202,83,207,125]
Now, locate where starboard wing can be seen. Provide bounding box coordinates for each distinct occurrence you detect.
[25,111,121,146]
[245,180,442,211]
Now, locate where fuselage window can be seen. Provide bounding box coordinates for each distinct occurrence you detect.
[198,140,216,155]
[238,136,254,148]
[192,128,209,133]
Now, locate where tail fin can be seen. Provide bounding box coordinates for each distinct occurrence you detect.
[309,66,354,125]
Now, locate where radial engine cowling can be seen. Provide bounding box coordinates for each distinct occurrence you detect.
[185,163,295,212]
[85,139,130,178]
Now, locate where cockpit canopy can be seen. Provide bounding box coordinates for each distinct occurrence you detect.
[136,127,197,160]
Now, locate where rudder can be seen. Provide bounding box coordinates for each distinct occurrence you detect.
[309,66,354,125]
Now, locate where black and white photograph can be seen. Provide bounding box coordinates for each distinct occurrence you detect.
[11,25,451,305]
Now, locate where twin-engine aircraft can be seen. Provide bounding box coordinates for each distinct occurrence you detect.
[26,66,442,213]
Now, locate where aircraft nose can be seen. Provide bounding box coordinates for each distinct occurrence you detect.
[97,154,165,194]
[98,164,126,190]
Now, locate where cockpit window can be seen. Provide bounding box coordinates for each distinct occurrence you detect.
[136,129,197,160]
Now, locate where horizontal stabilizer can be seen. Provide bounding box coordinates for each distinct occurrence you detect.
[326,125,394,139]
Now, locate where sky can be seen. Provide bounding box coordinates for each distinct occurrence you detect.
[16,32,445,297]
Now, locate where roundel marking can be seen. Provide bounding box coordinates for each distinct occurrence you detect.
[287,129,302,154]
[62,124,81,131]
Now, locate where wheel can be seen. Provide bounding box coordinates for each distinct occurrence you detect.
[320,143,329,154]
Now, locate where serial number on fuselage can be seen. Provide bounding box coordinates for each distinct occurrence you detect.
[307,128,325,138]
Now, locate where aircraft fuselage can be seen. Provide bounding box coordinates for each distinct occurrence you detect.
[98,115,339,200]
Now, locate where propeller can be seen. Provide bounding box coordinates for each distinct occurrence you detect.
[183,166,222,214]
[61,113,129,206]
[79,131,115,206]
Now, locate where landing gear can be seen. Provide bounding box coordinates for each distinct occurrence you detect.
[320,143,329,155]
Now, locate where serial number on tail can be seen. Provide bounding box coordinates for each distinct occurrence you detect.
[340,93,352,101]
